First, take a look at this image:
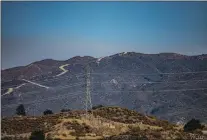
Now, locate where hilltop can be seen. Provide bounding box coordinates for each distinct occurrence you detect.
[1,52,207,123]
[2,106,207,140]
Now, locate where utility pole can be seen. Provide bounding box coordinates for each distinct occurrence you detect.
[85,64,93,116]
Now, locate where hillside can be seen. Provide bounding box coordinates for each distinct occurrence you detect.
[2,106,207,140]
[1,52,207,124]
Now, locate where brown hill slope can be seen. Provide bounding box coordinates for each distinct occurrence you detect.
[2,107,207,140]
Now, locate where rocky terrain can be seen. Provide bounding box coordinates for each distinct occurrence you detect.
[1,52,207,123]
[2,106,207,140]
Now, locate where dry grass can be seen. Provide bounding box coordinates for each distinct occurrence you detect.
[92,106,173,128]
[2,107,207,140]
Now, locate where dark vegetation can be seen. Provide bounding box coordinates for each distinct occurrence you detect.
[92,106,172,128]
[1,136,28,140]
[92,105,104,110]
[63,120,92,137]
[43,109,53,115]
[29,130,45,140]
[104,135,149,140]
[60,108,71,112]
[184,118,203,132]
[1,106,207,140]
[16,104,26,116]
[1,111,84,135]
[1,115,60,134]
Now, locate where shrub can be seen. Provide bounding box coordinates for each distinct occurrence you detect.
[105,135,148,140]
[92,105,104,110]
[43,109,53,115]
[61,109,71,112]
[62,133,67,137]
[128,125,141,135]
[2,136,13,140]
[65,121,92,136]
[184,119,202,132]
[16,104,26,116]
[150,131,162,138]
[29,130,45,140]
[46,133,53,140]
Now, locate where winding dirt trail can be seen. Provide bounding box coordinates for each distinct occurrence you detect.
[2,88,14,96]
[2,64,70,96]
[55,64,70,77]
[1,83,26,97]
[22,79,49,89]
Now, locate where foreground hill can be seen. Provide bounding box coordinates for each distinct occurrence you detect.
[2,107,207,140]
[1,52,207,123]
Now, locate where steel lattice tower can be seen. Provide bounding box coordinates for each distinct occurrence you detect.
[85,65,93,115]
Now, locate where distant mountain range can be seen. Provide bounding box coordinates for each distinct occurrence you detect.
[1,52,207,123]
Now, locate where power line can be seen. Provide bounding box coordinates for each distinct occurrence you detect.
[53,82,85,89]
[3,70,207,86]
[36,73,86,83]
[91,79,207,84]
[1,76,85,90]
[2,70,207,90]
[2,86,207,114]
[1,78,207,97]
[1,82,86,98]
[91,71,207,76]
[92,88,207,93]
[2,77,207,91]
[2,91,85,109]
[1,73,85,88]
[166,108,207,117]
[2,58,207,115]
[2,71,85,85]
[137,56,162,74]
[1,75,85,90]
[2,87,206,109]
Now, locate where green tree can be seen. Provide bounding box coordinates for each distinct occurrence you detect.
[184,118,203,132]
[92,105,104,110]
[16,104,26,116]
[61,108,71,112]
[43,109,53,115]
[29,130,45,140]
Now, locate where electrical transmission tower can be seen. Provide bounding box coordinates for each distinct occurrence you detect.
[85,64,93,115]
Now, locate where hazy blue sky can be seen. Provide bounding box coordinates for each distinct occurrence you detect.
[2,2,207,69]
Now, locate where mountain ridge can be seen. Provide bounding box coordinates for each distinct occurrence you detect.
[2,52,207,71]
[1,52,207,124]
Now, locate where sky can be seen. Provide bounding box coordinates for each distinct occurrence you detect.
[1,1,207,69]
